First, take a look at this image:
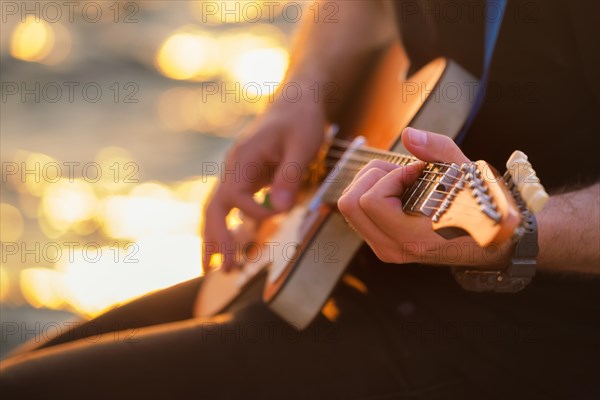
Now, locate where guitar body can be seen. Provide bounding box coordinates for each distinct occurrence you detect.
[264,52,477,329]
[195,44,477,328]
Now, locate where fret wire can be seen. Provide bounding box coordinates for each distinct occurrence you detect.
[326,147,460,173]
[404,167,430,211]
[323,187,488,217]
[321,141,482,213]
[322,166,488,214]
[416,164,452,210]
[411,167,439,212]
[322,192,487,217]
[322,175,494,215]
[325,151,454,177]
[323,159,465,194]
[339,145,457,170]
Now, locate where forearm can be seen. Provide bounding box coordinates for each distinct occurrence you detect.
[536,182,600,275]
[283,0,398,119]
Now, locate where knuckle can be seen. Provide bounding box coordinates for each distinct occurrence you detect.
[363,166,385,178]
[337,193,357,215]
[337,195,350,214]
[337,193,360,215]
[365,160,388,170]
[358,191,377,210]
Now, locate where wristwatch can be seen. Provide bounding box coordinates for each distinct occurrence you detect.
[452,212,538,293]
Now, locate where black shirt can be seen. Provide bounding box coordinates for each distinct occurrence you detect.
[394,0,600,189]
[346,2,600,397]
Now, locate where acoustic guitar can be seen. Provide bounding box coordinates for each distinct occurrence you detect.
[194,43,548,329]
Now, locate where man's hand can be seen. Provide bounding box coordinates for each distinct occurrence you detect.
[338,127,512,268]
[200,0,397,272]
[202,97,326,271]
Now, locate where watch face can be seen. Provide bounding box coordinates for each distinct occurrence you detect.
[452,269,533,293]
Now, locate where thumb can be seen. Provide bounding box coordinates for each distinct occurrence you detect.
[270,146,308,212]
[401,127,470,164]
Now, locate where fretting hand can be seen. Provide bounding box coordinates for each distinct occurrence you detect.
[338,127,512,268]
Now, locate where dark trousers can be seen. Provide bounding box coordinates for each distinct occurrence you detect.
[1,248,599,399]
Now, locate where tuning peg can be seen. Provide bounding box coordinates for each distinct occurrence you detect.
[506,150,528,168]
[520,181,549,213]
[505,150,549,214]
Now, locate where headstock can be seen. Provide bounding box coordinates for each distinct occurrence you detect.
[430,152,548,247]
[431,160,521,246]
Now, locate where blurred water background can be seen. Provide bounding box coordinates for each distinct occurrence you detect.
[0,0,303,357]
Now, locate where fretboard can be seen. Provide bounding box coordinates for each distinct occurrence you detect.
[321,144,458,215]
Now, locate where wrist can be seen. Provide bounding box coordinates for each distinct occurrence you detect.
[452,213,539,293]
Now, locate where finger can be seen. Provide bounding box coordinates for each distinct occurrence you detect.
[401,127,470,164]
[358,162,425,234]
[346,159,399,190]
[338,168,398,249]
[270,142,317,212]
[215,159,275,220]
[235,194,275,220]
[202,198,235,271]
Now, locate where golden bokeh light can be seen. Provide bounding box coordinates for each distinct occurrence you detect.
[0,266,10,302]
[230,47,289,96]
[58,235,201,317]
[321,298,340,323]
[218,26,286,69]
[14,152,60,197]
[10,16,55,62]
[41,179,96,232]
[94,146,138,195]
[39,21,71,65]
[4,4,296,317]
[20,268,65,310]
[174,177,217,204]
[0,203,25,242]
[130,181,173,200]
[17,191,40,220]
[8,173,220,314]
[98,182,200,241]
[155,29,220,81]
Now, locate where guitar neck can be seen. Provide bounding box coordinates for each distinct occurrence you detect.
[322,142,458,216]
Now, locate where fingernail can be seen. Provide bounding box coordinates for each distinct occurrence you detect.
[271,190,293,211]
[407,128,427,146]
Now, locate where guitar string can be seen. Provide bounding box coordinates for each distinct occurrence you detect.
[324,147,463,175]
[327,148,454,170]
[320,156,493,216]
[329,139,461,170]
[324,150,458,178]
[309,139,502,217]
[323,150,469,199]
[323,143,487,200]
[321,172,493,218]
